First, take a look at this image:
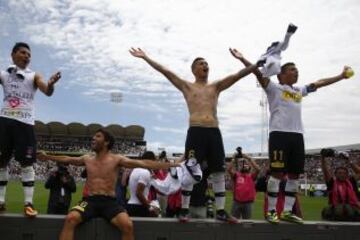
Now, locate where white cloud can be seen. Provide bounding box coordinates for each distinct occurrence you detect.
[1,0,360,152]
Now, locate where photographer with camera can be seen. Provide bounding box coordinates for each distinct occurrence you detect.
[320,148,360,221]
[227,147,260,219]
[45,163,76,214]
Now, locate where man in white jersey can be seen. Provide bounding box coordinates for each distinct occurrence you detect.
[0,42,61,217]
[127,151,160,217]
[230,48,353,224]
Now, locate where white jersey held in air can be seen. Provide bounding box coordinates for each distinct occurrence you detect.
[0,65,36,125]
[127,168,151,205]
[265,80,311,134]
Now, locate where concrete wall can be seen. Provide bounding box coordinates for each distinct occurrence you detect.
[1,214,360,240]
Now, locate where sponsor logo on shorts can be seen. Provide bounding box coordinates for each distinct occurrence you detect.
[72,201,88,212]
[271,161,284,168]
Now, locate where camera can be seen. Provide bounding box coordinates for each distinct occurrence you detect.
[235,146,243,158]
[320,148,335,158]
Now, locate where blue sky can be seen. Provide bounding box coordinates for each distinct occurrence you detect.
[1,0,360,155]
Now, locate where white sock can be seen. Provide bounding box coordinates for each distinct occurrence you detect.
[284,196,296,212]
[210,172,226,210]
[0,186,6,203]
[24,186,34,204]
[284,179,299,212]
[267,176,280,212]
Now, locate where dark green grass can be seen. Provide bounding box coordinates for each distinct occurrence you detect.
[4,181,326,220]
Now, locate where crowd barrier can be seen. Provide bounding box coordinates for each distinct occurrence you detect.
[1,214,360,240]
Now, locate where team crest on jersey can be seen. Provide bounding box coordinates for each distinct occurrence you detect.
[8,97,20,108]
[282,90,302,103]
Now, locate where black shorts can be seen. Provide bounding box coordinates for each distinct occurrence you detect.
[126,204,151,217]
[71,195,126,222]
[0,117,36,166]
[185,127,225,173]
[268,131,305,174]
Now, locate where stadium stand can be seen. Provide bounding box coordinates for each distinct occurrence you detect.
[7,121,147,181]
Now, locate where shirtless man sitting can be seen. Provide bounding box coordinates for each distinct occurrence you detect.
[37,128,179,240]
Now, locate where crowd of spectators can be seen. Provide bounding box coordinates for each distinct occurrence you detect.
[7,138,146,181]
[37,137,145,155]
[7,141,360,185]
[304,150,360,183]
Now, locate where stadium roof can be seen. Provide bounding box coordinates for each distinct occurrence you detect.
[306,143,360,155]
[34,121,145,140]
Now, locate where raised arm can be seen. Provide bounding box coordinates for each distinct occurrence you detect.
[227,156,237,178]
[37,151,85,166]
[320,155,333,182]
[118,155,179,170]
[129,47,188,92]
[308,66,353,90]
[344,153,360,178]
[34,71,61,96]
[229,48,270,89]
[243,153,261,176]
[214,64,258,92]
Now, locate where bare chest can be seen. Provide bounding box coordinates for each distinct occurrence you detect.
[85,159,118,178]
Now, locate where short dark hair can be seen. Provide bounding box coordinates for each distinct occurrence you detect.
[191,57,204,71]
[96,128,115,150]
[141,151,156,160]
[280,62,295,73]
[12,42,31,54]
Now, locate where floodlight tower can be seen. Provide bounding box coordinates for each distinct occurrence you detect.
[110,91,123,124]
[258,84,269,155]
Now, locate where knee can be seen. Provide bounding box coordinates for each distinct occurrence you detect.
[64,212,81,227]
[120,219,133,234]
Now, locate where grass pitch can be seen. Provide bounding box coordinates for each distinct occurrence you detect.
[4,181,326,220]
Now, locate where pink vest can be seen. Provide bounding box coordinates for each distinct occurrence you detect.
[233,172,256,203]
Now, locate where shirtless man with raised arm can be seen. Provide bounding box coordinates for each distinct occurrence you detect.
[230,47,353,224]
[130,48,260,222]
[37,128,179,240]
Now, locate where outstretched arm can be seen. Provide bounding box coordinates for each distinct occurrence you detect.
[34,71,61,96]
[229,48,270,89]
[214,58,258,92]
[119,155,179,170]
[129,47,188,92]
[37,151,85,166]
[308,66,353,90]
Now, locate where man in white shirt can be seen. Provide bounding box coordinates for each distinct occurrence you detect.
[0,42,61,217]
[127,151,160,217]
[230,48,353,224]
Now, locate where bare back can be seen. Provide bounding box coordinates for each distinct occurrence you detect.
[83,153,121,197]
[183,82,219,128]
